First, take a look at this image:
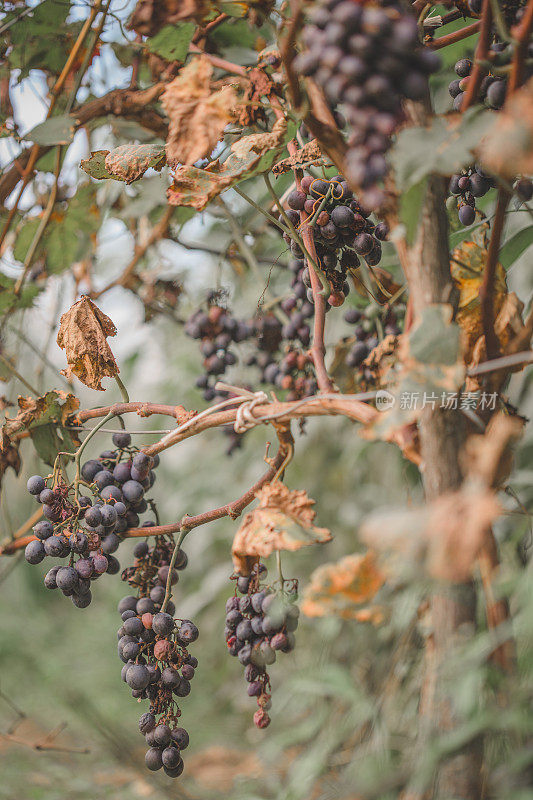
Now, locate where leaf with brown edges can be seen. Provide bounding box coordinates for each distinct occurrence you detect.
[232,482,332,574]
[57,297,119,391]
[167,117,288,210]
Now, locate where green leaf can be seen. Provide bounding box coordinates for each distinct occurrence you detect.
[499,225,533,270]
[80,150,115,180]
[13,218,41,264]
[391,108,492,192]
[24,115,76,146]
[0,274,42,314]
[147,23,195,62]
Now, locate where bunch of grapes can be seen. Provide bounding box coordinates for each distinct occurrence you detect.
[284,174,388,308]
[224,562,299,728]
[24,433,159,608]
[448,165,496,226]
[295,0,439,209]
[343,303,403,387]
[117,537,197,779]
[447,29,533,221]
[184,294,253,402]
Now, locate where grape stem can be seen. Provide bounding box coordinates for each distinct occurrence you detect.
[161,528,188,614]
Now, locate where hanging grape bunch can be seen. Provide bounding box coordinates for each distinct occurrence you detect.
[447,28,533,222]
[342,302,403,387]
[184,293,254,403]
[118,538,197,779]
[295,0,439,209]
[24,433,160,608]
[284,173,388,307]
[224,562,299,728]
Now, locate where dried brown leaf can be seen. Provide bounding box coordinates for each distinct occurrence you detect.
[301,551,385,622]
[127,0,212,35]
[56,297,119,390]
[0,442,21,487]
[272,139,327,175]
[464,412,524,489]
[360,486,501,583]
[237,67,275,127]
[162,57,237,166]
[232,482,332,574]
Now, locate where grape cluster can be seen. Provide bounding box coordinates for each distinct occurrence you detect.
[295,0,439,209]
[284,174,388,308]
[448,165,496,226]
[24,433,160,608]
[185,295,253,403]
[447,32,533,222]
[342,303,403,387]
[118,537,197,779]
[224,562,299,728]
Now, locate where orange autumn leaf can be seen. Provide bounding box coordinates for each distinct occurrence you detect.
[232,482,332,574]
[302,552,385,622]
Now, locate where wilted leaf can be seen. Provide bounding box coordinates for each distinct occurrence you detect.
[301,552,385,622]
[1,390,80,466]
[0,442,21,488]
[24,114,76,146]
[162,57,237,166]
[232,482,332,574]
[360,486,501,583]
[479,77,533,178]
[451,236,507,363]
[364,305,465,444]
[272,138,328,175]
[81,144,166,184]
[167,116,288,210]
[127,0,214,35]
[56,297,119,390]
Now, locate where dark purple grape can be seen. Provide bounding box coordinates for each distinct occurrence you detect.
[139,712,156,734]
[162,747,182,770]
[458,205,476,226]
[152,612,175,637]
[153,725,172,747]
[56,566,78,591]
[126,664,151,690]
[145,747,163,771]
[72,591,92,608]
[44,565,60,589]
[94,470,114,490]
[171,727,189,749]
[27,475,45,495]
[81,460,101,482]
[122,480,144,504]
[112,431,131,449]
[118,595,138,614]
[34,520,54,540]
[39,488,55,505]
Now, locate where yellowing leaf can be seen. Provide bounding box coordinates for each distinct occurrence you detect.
[57,297,119,391]
[162,56,237,166]
[232,482,332,574]
[451,237,507,363]
[302,552,385,622]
